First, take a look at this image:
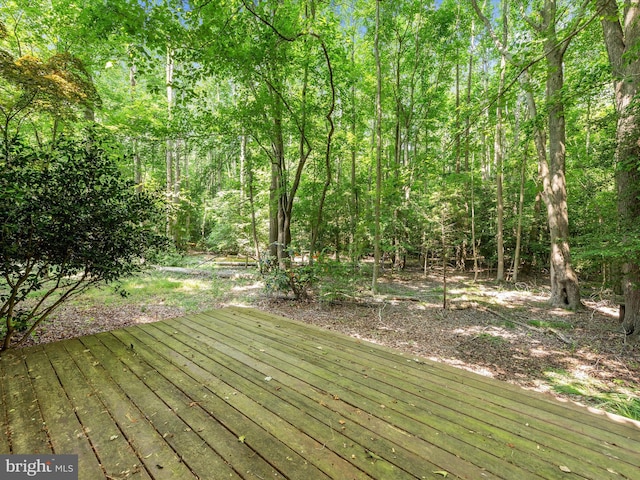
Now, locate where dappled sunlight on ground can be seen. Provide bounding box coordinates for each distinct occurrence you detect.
[176,278,214,292]
[231,281,264,293]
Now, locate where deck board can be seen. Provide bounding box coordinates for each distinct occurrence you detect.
[1,307,639,480]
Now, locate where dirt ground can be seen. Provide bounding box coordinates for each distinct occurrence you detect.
[21,267,640,414]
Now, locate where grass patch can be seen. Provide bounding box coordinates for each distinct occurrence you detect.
[527,319,573,330]
[596,395,640,421]
[71,270,228,312]
[477,333,507,346]
[545,369,640,421]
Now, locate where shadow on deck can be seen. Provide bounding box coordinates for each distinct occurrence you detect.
[1,307,639,479]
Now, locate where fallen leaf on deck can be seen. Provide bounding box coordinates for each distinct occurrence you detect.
[238,435,246,443]
[433,471,448,477]
[365,450,383,462]
[559,465,571,473]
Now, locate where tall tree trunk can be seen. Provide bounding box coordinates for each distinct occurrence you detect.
[465,18,474,173]
[269,91,285,261]
[165,47,175,240]
[513,144,528,283]
[393,33,403,270]
[349,31,360,266]
[246,143,262,270]
[472,0,581,308]
[598,0,640,342]
[471,152,479,281]
[372,0,382,291]
[540,1,580,308]
[309,38,336,263]
[495,4,507,281]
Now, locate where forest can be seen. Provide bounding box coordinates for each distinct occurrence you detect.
[1,0,640,344]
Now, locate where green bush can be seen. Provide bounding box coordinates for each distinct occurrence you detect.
[260,255,317,299]
[0,136,168,350]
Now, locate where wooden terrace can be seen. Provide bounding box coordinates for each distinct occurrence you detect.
[1,307,639,479]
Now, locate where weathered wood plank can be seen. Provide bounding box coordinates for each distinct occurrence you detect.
[158,313,497,480]
[124,322,366,479]
[1,348,51,454]
[183,311,545,479]
[85,332,243,480]
[148,318,434,480]
[109,326,321,480]
[45,340,152,480]
[230,310,637,478]
[107,328,288,480]
[233,307,640,443]
[68,336,195,480]
[96,329,281,480]
[2,307,639,480]
[21,346,104,478]
[199,308,640,480]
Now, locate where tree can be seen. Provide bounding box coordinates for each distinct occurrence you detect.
[472,0,585,308]
[0,24,99,147]
[597,0,640,342]
[0,134,167,350]
[372,0,383,291]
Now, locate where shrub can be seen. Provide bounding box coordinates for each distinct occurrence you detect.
[0,136,168,350]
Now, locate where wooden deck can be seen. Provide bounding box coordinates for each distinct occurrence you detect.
[1,307,639,480]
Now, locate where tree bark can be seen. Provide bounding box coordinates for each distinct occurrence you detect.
[309,38,336,263]
[598,0,640,342]
[165,47,175,240]
[542,22,580,308]
[513,143,528,283]
[472,0,581,308]
[495,1,507,281]
[372,0,383,291]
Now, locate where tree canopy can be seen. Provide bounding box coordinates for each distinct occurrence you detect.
[1,0,639,340]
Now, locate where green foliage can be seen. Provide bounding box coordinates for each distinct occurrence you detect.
[527,319,573,330]
[2,0,633,312]
[201,190,251,255]
[260,254,317,300]
[546,368,640,421]
[596,395,640,422]
[0,23,100,144]
[0,134,168,349]
[316,261,367,303]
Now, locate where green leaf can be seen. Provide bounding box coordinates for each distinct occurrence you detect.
[365,450,383,461]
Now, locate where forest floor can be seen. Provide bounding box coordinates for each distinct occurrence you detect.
[23,263,640,419]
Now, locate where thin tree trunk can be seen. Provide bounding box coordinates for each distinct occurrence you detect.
[513,144,528,283]
[246,143,262,270]
[471,152,479,282]
[495,50,506,281]
[240,133,246,202]
[165,47,175,239]
[309,38,336,264]
[372,0,382,292]
[349,30,359,266]
[465,20,474,173]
